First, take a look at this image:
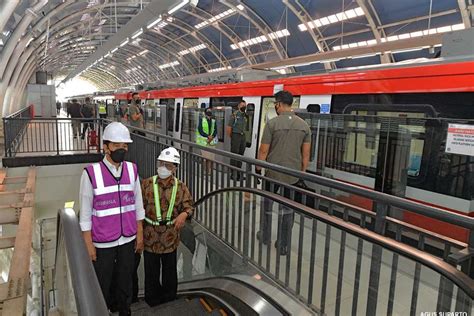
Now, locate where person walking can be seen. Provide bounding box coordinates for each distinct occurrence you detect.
[256,90,311,256]
[69,99,82,138]
[81,97,95,139]
[56,101,61,115]
[142,147,194,307]
[79,122,144,316]
[98,102,107,119]
[226,100,247,180]
[129,92,145,136]
[196,108,218,174]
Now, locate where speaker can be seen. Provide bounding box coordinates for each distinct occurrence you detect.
[36,71,47,84]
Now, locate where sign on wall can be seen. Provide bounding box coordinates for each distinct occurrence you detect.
[445,124,474,156]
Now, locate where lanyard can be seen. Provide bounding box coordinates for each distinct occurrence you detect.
[145,176,178,225]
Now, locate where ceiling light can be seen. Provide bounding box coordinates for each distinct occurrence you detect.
[131,29,143,39]
[298,7,365,31]
[168,0,187,15]
[147,16,162,29]
[111,47,118,53]
[159,60,180,69]
[208,66,232,73]
[138,49,148,56]
[119,38,129,47]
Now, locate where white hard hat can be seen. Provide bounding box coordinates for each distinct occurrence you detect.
[103,122,133,143]
[158,147,180,164]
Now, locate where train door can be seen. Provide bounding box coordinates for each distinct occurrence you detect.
[173,98,183,145]
[240,96,261,160]
[144,99,155,132]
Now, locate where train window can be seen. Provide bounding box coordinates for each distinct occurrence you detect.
[258,96,300,145]
[245,103,255,147]
[175,102,181,132]
[210,97,243,108]
[161,99,175,132]
[182,99,199,136]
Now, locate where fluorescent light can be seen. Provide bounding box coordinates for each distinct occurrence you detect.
[104,53,111,58]
[195,6,242,29]
[168,0,187,15]
[208,66,232,73]
[147,16,162,29]
[111,47,118,53]
[119,38,129,47]
[178,44,206,56]
[131,29,143,39]
[138,49,148,56]
[236,4,244,10]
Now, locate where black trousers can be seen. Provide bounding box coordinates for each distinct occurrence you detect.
[82,120,94,136]
[144,250,178,307]
[93,241,135,316]
[230,133,246,169]
[132,253,141,301]
[260,181,300,248]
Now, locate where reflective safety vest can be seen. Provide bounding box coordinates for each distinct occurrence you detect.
[195,117,216,146]
[145,176,178,226]
[98,104,107,114]
[85,161,138,243]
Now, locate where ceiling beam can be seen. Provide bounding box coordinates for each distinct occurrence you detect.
[253,33,443,70]
[61,0,194,84]
[458,0,472,28]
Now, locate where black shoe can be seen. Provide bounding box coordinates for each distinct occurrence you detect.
[274,241,288,256]
[256,231,269,245]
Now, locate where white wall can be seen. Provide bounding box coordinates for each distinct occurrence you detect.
[26,84,56,117]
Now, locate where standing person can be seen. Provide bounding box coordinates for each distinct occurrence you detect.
[129,93,145,136]
[79,122,144,316]
[81,97,95,140]
[69,99,82,138]
[196,108,218,174]
[98,102,108,119]
[142,147,194,307]
[56,101,61,115]
[256,90,311,256]
[226,100,247,180]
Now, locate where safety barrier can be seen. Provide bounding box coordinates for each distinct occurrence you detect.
[2,105,33,157]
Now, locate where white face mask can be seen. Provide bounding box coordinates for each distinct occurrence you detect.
[157,166,172,179]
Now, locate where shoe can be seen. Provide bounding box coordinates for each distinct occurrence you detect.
[256,231,269,245]
[274,241,288,256]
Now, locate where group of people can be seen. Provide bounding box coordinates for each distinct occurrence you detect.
[80,122,193,316]
[195,90,311,255]
[65,97,97,139]
[79,90,310,315]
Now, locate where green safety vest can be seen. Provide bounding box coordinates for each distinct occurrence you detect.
[195,117,215,146]
[144,176,178,225]
[98,104,107,114]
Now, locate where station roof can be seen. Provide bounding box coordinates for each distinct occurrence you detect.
[0,0,472,90]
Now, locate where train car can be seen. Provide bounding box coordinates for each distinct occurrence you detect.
[115,59,474,242]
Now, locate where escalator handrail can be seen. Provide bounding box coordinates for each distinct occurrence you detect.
[194,187,474,298]
[55,208,109,315]
[177,290,240,315]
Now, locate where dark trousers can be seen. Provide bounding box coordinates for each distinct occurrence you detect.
[99,113,107,119]
[230,133,246,169]
[132,253,141,301]
[82,120,94,137]
[144,250,178,307]
[260,181,300,248]
[93,241,135,316]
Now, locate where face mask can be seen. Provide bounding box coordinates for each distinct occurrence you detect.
[109,148,127,163]
[157,166,172,179]
[135,99,141,105]
[240,106,246,112]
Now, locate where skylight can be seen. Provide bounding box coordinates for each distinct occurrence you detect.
[298,7,364,31]
[178,44,206,56]
[230,29,290,50]
[159,61,180,69]
[195,5,244,29]
[332,23,465,51]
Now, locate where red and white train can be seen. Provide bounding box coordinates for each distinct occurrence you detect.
[114,59,474,242]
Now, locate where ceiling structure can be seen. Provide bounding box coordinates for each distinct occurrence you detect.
[0,0,473,114]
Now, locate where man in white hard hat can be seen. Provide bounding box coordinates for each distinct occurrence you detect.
[141,147,194,307]
[79,122,144,316]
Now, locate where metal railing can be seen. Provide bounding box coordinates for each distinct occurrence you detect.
[124,122,474,278]
[51,208,108,315]
[2,105,33,156]
[3,117,101,157]
[193,187,473,315]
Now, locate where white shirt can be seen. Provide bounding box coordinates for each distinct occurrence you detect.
[79,158,145,248]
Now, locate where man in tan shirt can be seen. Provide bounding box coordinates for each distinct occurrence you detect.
[256,90,311,255]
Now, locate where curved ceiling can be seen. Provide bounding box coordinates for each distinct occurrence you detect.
[0,0,472,101]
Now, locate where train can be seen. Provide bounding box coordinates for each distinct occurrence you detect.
[112,58,474,242]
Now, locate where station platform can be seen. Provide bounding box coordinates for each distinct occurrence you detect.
[0,115,473,315]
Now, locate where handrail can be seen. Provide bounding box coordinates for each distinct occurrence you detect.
[4,105,31,118]
[55,208,108,315]
[121,120,474,231]
[194,187,474,298]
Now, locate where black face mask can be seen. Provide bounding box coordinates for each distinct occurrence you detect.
[109,148,127,163]
[135,99,141,105]
[240,106,246,112]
